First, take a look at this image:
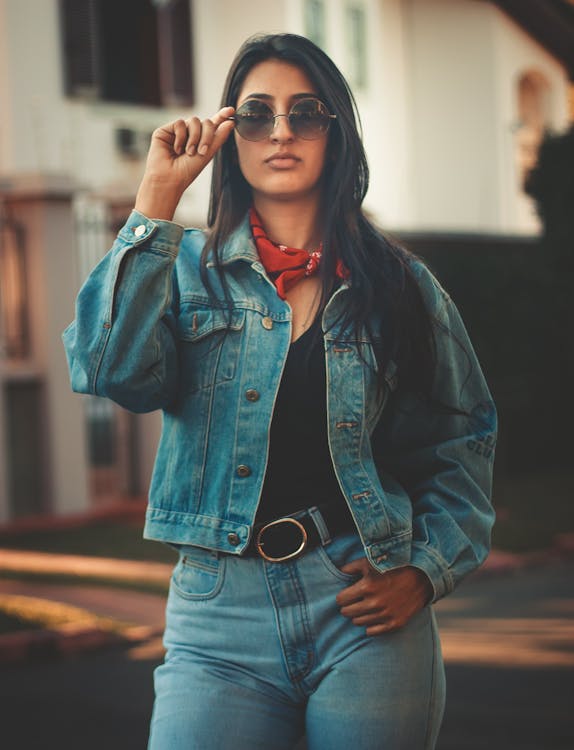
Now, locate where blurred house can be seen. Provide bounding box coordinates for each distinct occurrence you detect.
[0,0,572,523]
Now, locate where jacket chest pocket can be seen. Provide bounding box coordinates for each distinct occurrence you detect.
[176,305,245,393]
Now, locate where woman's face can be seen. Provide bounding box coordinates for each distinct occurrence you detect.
[233,59,330,205]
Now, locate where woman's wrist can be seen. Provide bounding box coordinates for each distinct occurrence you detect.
[134,175,184,222]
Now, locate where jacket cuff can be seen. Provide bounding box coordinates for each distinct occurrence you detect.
[410,542,454,602]
[117,210,185,257]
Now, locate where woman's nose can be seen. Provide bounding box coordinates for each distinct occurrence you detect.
[270,114,295,142]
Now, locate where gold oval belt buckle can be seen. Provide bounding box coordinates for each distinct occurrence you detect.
[255,517,308,562]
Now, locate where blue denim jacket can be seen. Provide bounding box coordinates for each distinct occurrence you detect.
[63,210,496,601]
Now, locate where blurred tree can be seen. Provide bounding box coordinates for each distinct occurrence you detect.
[524,125,574,244]
[524,125,573,472]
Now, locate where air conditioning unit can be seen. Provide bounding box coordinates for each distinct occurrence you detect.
[115,128,153,159]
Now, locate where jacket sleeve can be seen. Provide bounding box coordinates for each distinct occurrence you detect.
[373,262,497,601]
[62,210,184,413]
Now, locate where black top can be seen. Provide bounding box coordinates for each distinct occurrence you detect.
[255,316,354,526]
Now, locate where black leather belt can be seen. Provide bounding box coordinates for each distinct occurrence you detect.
[244,504,355,562]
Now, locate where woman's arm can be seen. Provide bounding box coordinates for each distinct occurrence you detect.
[62,212,184,412]
[374,263,497,601]
[62,108,236,412]
[337,263,496,634]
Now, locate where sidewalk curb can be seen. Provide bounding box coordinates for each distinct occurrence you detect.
[0,621,163,664]
[0,549,172,585]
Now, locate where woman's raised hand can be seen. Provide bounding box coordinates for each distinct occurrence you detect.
[135,106,235,221]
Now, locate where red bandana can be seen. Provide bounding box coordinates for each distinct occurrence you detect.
[249,208,347,299]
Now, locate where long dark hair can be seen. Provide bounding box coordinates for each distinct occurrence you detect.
[202,33,436,397]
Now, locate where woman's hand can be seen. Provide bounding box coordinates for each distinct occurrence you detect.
[135,106,235,220]
[336,561,434,636]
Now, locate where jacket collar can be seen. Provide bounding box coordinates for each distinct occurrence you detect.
[216,214,260,266]
[213,213,351,296]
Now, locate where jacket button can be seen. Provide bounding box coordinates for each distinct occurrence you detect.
[227,532,240,546]
[236,464,251,477]
[261,316,273,330]
[245,389,260,402]
[132,224,146,237]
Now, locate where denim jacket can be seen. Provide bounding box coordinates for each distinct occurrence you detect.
[63,210,496,601]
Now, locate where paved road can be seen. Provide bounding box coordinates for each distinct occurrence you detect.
[0,561,572,749]
[0,579,166,627]
[434,561,574,750]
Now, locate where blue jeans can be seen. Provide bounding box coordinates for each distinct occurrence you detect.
[148,531,446,749]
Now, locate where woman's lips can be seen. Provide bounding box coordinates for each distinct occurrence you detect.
[265,153,301,169]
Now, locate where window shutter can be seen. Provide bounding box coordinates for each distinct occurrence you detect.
[158,0,194,107]
[59,0,101,98]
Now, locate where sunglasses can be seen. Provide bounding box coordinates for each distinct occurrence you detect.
[230,97,337,141]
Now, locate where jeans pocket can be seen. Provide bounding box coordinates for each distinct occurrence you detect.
[316,532,364,583]
[171,547,226,600]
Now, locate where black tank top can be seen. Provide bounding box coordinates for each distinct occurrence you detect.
[255,316,353,526]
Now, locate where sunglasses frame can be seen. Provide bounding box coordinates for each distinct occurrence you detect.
[229,97,337,141]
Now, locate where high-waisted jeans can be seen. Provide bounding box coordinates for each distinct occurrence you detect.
[148,531,446,749]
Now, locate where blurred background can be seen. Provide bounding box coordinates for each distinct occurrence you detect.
[0,1,573,748]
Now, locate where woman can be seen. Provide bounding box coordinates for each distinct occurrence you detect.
[64,33,496,750]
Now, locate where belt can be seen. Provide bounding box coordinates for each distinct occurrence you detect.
[244,504,355,563]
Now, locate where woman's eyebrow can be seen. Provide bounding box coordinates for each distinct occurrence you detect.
[239,92,318,103]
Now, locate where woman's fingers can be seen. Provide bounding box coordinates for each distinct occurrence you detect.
[143,107,235,194]
[336,564,433,635]
[197,106,236,156]
[196,118,215,156]
[151,107,235,159]
[172,118,189,155]
[184,106,235,158]
[339,598,380,618]
[210,105,236,128]
[185,118,201,156]
[351,611,389,626]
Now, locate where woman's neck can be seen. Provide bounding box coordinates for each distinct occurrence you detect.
[252,196,323,251]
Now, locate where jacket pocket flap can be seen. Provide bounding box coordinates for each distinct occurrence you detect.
[177,307,245,342]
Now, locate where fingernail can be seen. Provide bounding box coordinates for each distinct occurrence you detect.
[198,144,208,156]
[187,145,195,156]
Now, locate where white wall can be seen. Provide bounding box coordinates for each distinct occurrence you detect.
[353,0,413,228]
[405,0,501,233]
[0,0,13,173]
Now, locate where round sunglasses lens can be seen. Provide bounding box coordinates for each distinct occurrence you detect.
[289,99,330,139]
[234,101,273,141]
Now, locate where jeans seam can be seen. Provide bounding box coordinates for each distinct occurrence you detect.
[423,608,442,750]
[263,562,316,695]
[180,556,219,574]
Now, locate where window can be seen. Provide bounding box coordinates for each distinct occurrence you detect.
[0,211,29,360]
[345,4,367,90]
[4,381,48,517]
[305,0,326,49]
[59,0,194,107]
